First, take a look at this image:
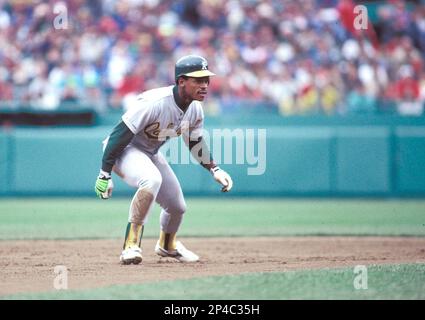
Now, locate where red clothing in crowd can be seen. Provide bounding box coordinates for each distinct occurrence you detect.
[117,74,145,97]
[396,77,420,100]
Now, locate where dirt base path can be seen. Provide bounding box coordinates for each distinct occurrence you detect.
[1,237,425,296]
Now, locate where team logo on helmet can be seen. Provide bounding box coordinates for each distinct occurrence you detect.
[201,60,208,70]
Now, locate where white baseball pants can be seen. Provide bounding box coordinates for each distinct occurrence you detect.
[113,146,186,234]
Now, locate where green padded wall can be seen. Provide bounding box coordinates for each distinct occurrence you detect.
[11,128,132,195]
[395,127,425,193]
[335,127,391,193]
[12,129,102,194]
[0,132,10,194]
[2,123,425,197]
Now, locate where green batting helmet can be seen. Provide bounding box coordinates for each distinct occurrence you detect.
[175,55,216,82]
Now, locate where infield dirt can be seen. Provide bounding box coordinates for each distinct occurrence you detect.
[1,236,425,296]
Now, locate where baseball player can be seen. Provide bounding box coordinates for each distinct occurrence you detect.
[94,55,233,264]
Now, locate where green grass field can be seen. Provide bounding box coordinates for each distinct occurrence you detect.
[1,198,424,300]
[5,264,425,300]
[0,198,424,240]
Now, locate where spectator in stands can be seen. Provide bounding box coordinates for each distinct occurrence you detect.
[346,82,377,114]
[395,64,423,116]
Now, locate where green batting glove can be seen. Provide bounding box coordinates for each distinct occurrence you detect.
[95,170,114,199]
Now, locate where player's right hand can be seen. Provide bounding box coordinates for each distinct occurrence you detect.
[211,166,233,192]
[95,170,114,199]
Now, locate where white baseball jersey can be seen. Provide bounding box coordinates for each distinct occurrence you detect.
[122,85,204,156]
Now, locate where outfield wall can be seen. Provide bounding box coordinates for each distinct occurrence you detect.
[1,119,425,197]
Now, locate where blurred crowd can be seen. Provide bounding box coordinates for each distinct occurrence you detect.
[0,0,424,116]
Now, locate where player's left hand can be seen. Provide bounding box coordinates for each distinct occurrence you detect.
[95,170,114,199]
[211,167,233,192]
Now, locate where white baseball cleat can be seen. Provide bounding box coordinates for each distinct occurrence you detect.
[120,245,143,265]
[155,241,199,262]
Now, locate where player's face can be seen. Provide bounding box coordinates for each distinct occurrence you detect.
[184,77,210,101]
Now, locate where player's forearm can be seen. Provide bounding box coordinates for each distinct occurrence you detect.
[102,121,134,173]
[188,137,217,171]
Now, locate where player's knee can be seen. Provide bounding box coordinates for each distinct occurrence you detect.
[138,175,162,194]
[176,202,187,215]
[148,175,162,193]
[168,200,186,216]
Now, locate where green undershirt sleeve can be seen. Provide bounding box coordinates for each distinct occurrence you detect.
[188,137,216,171]
[102,121,135,173]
